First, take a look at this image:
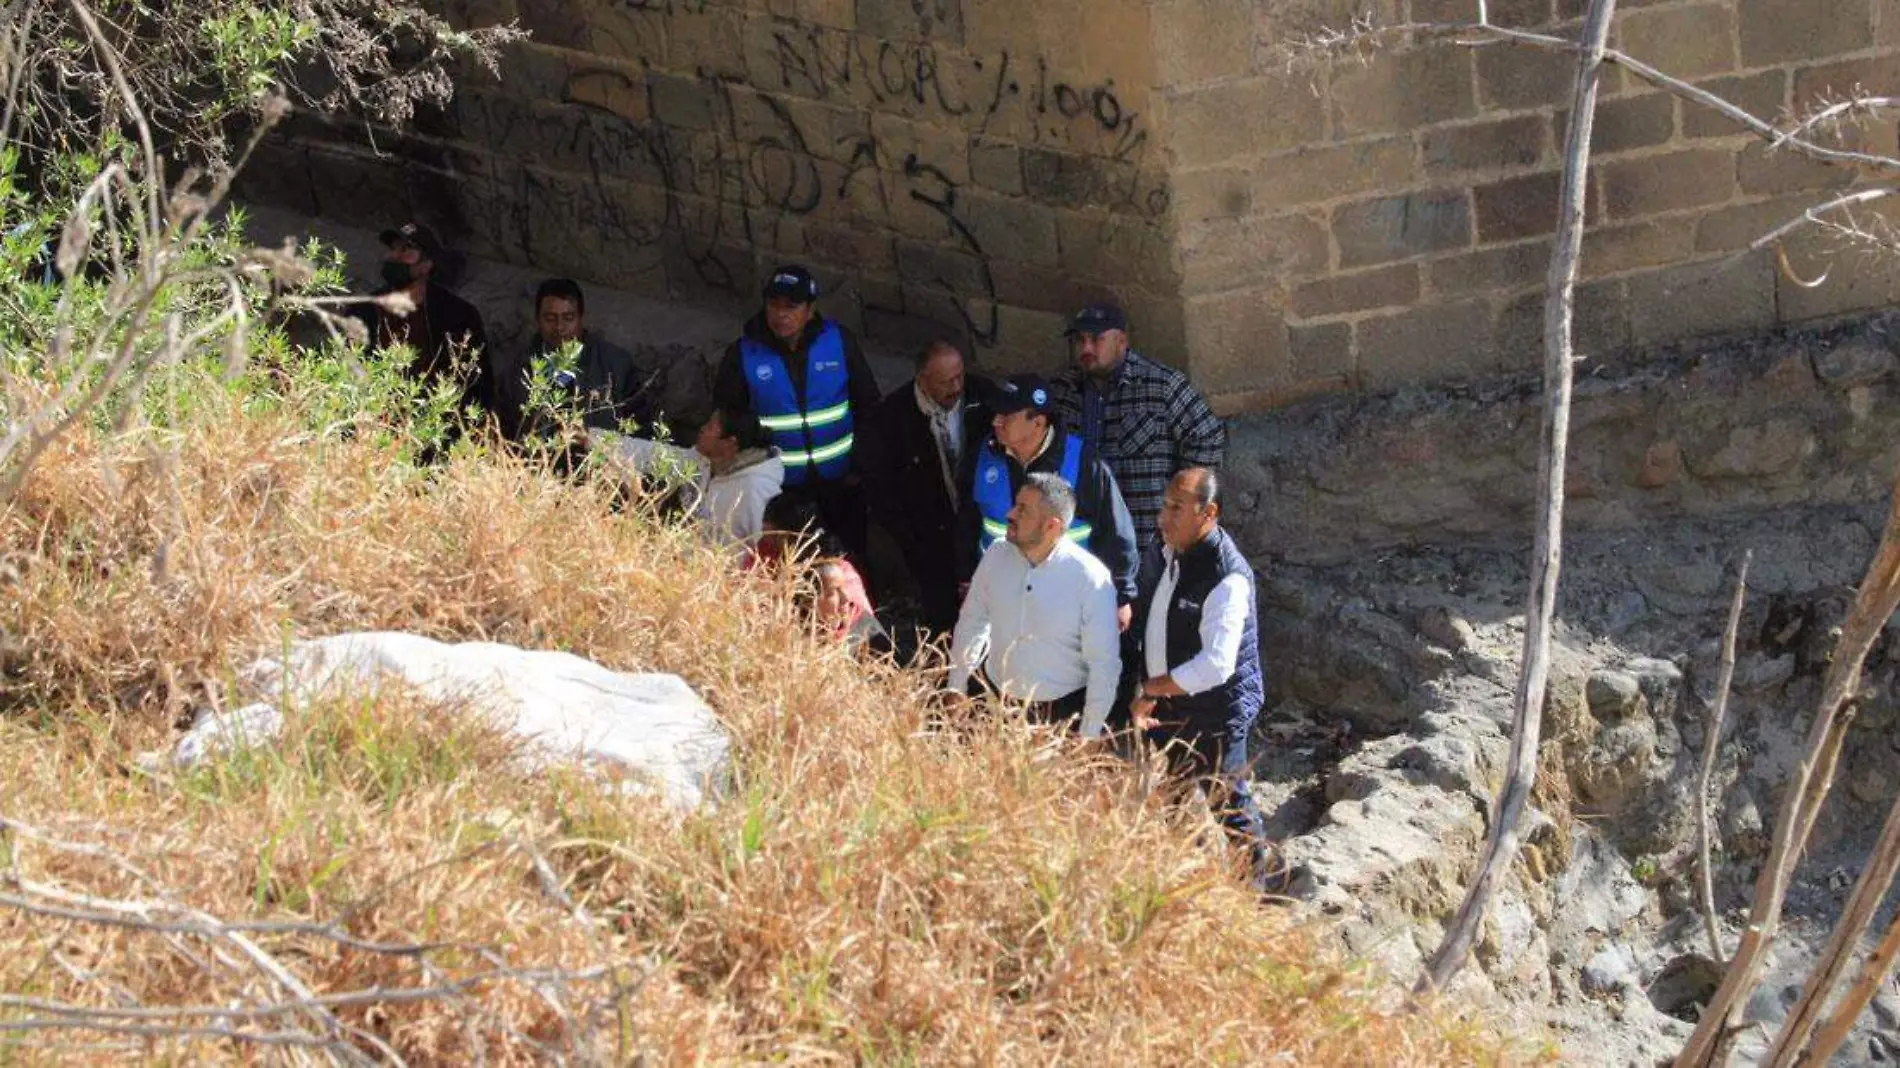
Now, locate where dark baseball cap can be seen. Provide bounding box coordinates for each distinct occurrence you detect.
[378,221,444,257]
[988,373,1055,417]
[762,264,819,304]
[1064,301,1127,336]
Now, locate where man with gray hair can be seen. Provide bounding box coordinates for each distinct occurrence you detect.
[947,472,1121,737]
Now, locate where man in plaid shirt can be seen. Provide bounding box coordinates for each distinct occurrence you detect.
[1049,303,1227,551]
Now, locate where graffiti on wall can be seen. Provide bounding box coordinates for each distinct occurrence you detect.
[444,2,1171,347]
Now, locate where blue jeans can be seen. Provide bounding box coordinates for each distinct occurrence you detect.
[1146,714,1274,887]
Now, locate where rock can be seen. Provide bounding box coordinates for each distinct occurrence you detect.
[171,632,733,811]
[1815,339,1899,388]
[1636,440,1683,489]
[1690,420,1818,480]
[1587,670,1642,718]
[1582,943,1636,995]
[1737,653,1796,695]
[1417,606,1475,653]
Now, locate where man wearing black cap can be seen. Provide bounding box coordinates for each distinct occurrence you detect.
[1050,302,1225,552]
[959,372,1139,628]
[715,265,881,557]
[362,222,489,400]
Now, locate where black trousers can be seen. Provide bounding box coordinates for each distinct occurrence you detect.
[1143,710,1277,889]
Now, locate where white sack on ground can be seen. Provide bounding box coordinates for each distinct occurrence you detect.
[172,632,731,811]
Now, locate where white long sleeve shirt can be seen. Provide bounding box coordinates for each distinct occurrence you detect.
[595,434,784,551]
[1143,549,1251,695]
[948,537,1121,737]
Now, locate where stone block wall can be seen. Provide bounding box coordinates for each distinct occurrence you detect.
[245,0,1178,370]
[1173,0,1900,405]
[244,0,1900,407]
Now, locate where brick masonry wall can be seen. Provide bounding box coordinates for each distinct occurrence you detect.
[1169,0,1900,406]
[242,0,1179,371]
[242,0,1900,407]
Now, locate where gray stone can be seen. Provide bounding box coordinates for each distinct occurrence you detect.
[1815,339,1898,388]
[1418,606,1476,652]
[1587,669,1642,717]
[1583,944,1636,994]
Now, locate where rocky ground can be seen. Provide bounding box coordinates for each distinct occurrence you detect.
[1257,500,1900,1065]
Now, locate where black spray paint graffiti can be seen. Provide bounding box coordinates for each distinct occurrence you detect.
[765,27,1150,164]
[449,24,1167,346]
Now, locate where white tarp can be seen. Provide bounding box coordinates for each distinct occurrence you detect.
[170,632,731,811]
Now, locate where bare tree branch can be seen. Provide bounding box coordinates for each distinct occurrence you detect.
[1414,0,1618,998]
[1697,551,1751,968]
[1676,472,1900,1066]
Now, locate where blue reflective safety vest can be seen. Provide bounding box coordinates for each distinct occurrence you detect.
[972,434,1095,553]
[739,323,855,487]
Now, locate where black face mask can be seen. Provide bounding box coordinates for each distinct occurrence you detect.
[381,260,419,289]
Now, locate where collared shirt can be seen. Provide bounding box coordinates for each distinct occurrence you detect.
[948,537,1121,737]
[914,383,965,503]
[1051,351,1226,550]
[1143,546,1251,695]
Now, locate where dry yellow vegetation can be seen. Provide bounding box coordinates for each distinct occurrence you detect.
[0,370,1525,1064]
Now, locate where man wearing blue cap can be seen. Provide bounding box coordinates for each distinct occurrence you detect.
[715,265,881,557]
[958,372,1139,629]
[1050,303,1226,552]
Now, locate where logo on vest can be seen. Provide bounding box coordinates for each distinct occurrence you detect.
[813,360,840,372]
[983,467,999,485]
[753,364,773,382]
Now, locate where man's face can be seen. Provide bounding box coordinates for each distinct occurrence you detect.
[537,295,584,348]
[991,408,1045,457]
[1072,328,1128,380]
[917,347,965,408]
[765,296,814,342]
[385,242,431,284]
[1004,485,1053,551]
[695,411,735,462]
[1158,472,1217,554]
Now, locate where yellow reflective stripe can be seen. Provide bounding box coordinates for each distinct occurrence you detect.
[781,434,854,468]
[759,401,853,433]
[808,433,853,464]
[804,399,851,427]
[1066,523,1093,542]
[981,519,1007,537]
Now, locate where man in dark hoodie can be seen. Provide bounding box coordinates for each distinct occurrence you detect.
[494,277,657,442]
[713,265,881,558]
[360,222,489,410]
[958,372,1139,631]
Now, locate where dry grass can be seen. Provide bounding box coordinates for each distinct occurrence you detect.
[0,374,1526,1064]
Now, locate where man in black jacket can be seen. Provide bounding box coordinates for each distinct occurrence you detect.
[1127,467,1273,887]
[863,340,991,637]
[958,373,1139,630]
[713,266,881,558]
[361,222,488,402]
[493,277,657,442]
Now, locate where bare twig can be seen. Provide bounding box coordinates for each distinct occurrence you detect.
[1697,550,1751,968]
[1414,0,1617,998]
[1765,753,1900,1063]
[1801,908,1900,1066]
[1676,472,1900,1066]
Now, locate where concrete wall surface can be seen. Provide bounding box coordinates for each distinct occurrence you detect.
[241,0,1900,410]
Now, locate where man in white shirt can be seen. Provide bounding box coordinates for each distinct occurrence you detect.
[947,472,1121,738]
[593,407,785,552]
[1127,468,1273,884]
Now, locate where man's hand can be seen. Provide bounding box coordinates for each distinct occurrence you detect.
[1117,603,1133,633]
[1129,693,1160,733]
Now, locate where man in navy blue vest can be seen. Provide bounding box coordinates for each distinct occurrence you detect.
[1127,467,1274,887]
[957,373,1139,629]
[715,265,882,557]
